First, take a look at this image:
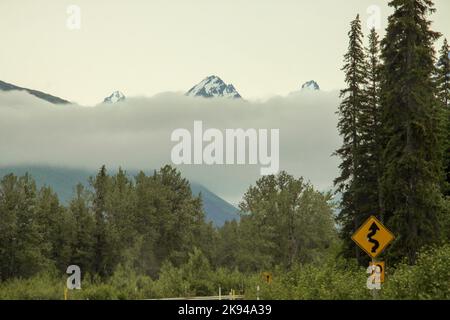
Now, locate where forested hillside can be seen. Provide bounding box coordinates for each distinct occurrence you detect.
[0,166,239,227]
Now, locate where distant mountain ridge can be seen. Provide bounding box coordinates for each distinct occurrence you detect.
[1,77,324,104]
[104,91,126,103]
[186,75,242,99]
[0,166,239,227]
[0,80,70,104]
[301,80,320,91]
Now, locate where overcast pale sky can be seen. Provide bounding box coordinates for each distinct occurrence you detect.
[1,0,449,105]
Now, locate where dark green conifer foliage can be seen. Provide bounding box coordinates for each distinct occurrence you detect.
[36,186,74,272]
[69,184,95,275]
[380,0,443,264]
[435,39,450,196]
[334,15,370,262]
[364,28,383,218]
[91,165,114,277]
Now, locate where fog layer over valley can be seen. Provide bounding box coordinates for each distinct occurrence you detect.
[0,90,340,203]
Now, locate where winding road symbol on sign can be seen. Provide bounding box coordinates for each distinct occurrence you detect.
[367,222,380,253]
[352,216,395,258]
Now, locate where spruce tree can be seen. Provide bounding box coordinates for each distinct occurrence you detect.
[153,165,205,267]
[36,186,74,272]
[436,39,450,108]
[364,28,383,216]
[69,184,95,275]
[436,39,450,196]
[334,15,369,262]
[91,165,113,277]
[380,0,443,264]
[134,171,160,276]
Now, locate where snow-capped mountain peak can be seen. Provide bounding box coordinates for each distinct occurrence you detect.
[186,75,242,99]
[104,91,126,103]
[301,80,320,91]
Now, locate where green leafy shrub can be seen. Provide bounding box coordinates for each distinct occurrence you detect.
[383,245,450,300]
[1,245,450,300]
[0,272,64,300]
[244,259,371,300]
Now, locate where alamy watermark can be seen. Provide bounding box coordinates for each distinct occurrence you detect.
[171,121,280,175]
[66,5,81,30]
[366,264,382,290]
[366,4,381,30]
[66,265,81,290]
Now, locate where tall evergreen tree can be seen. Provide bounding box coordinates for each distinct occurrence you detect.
[106,168,138,267]
[91,165,114,277]
[436,39,450,108]
[435,39,450,196]
[153,165,205,266]
[364,28,383,216]
[380,0,443,264]
[334,15,369,262]
[36,186,74,272]
[134,171,160,276]
[69,184,95,275]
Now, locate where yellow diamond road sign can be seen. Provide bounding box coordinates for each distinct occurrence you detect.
[352,216,395,258]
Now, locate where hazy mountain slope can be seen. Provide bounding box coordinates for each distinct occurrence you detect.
[190,182,240,227]
[0,80,70,104]
[0,166,239,226]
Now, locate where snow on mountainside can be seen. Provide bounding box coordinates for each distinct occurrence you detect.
[104,91,126,103]
[301,80,320,91]
[186,75,242,99]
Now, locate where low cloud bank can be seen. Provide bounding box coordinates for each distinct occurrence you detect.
[0,90,341,204]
